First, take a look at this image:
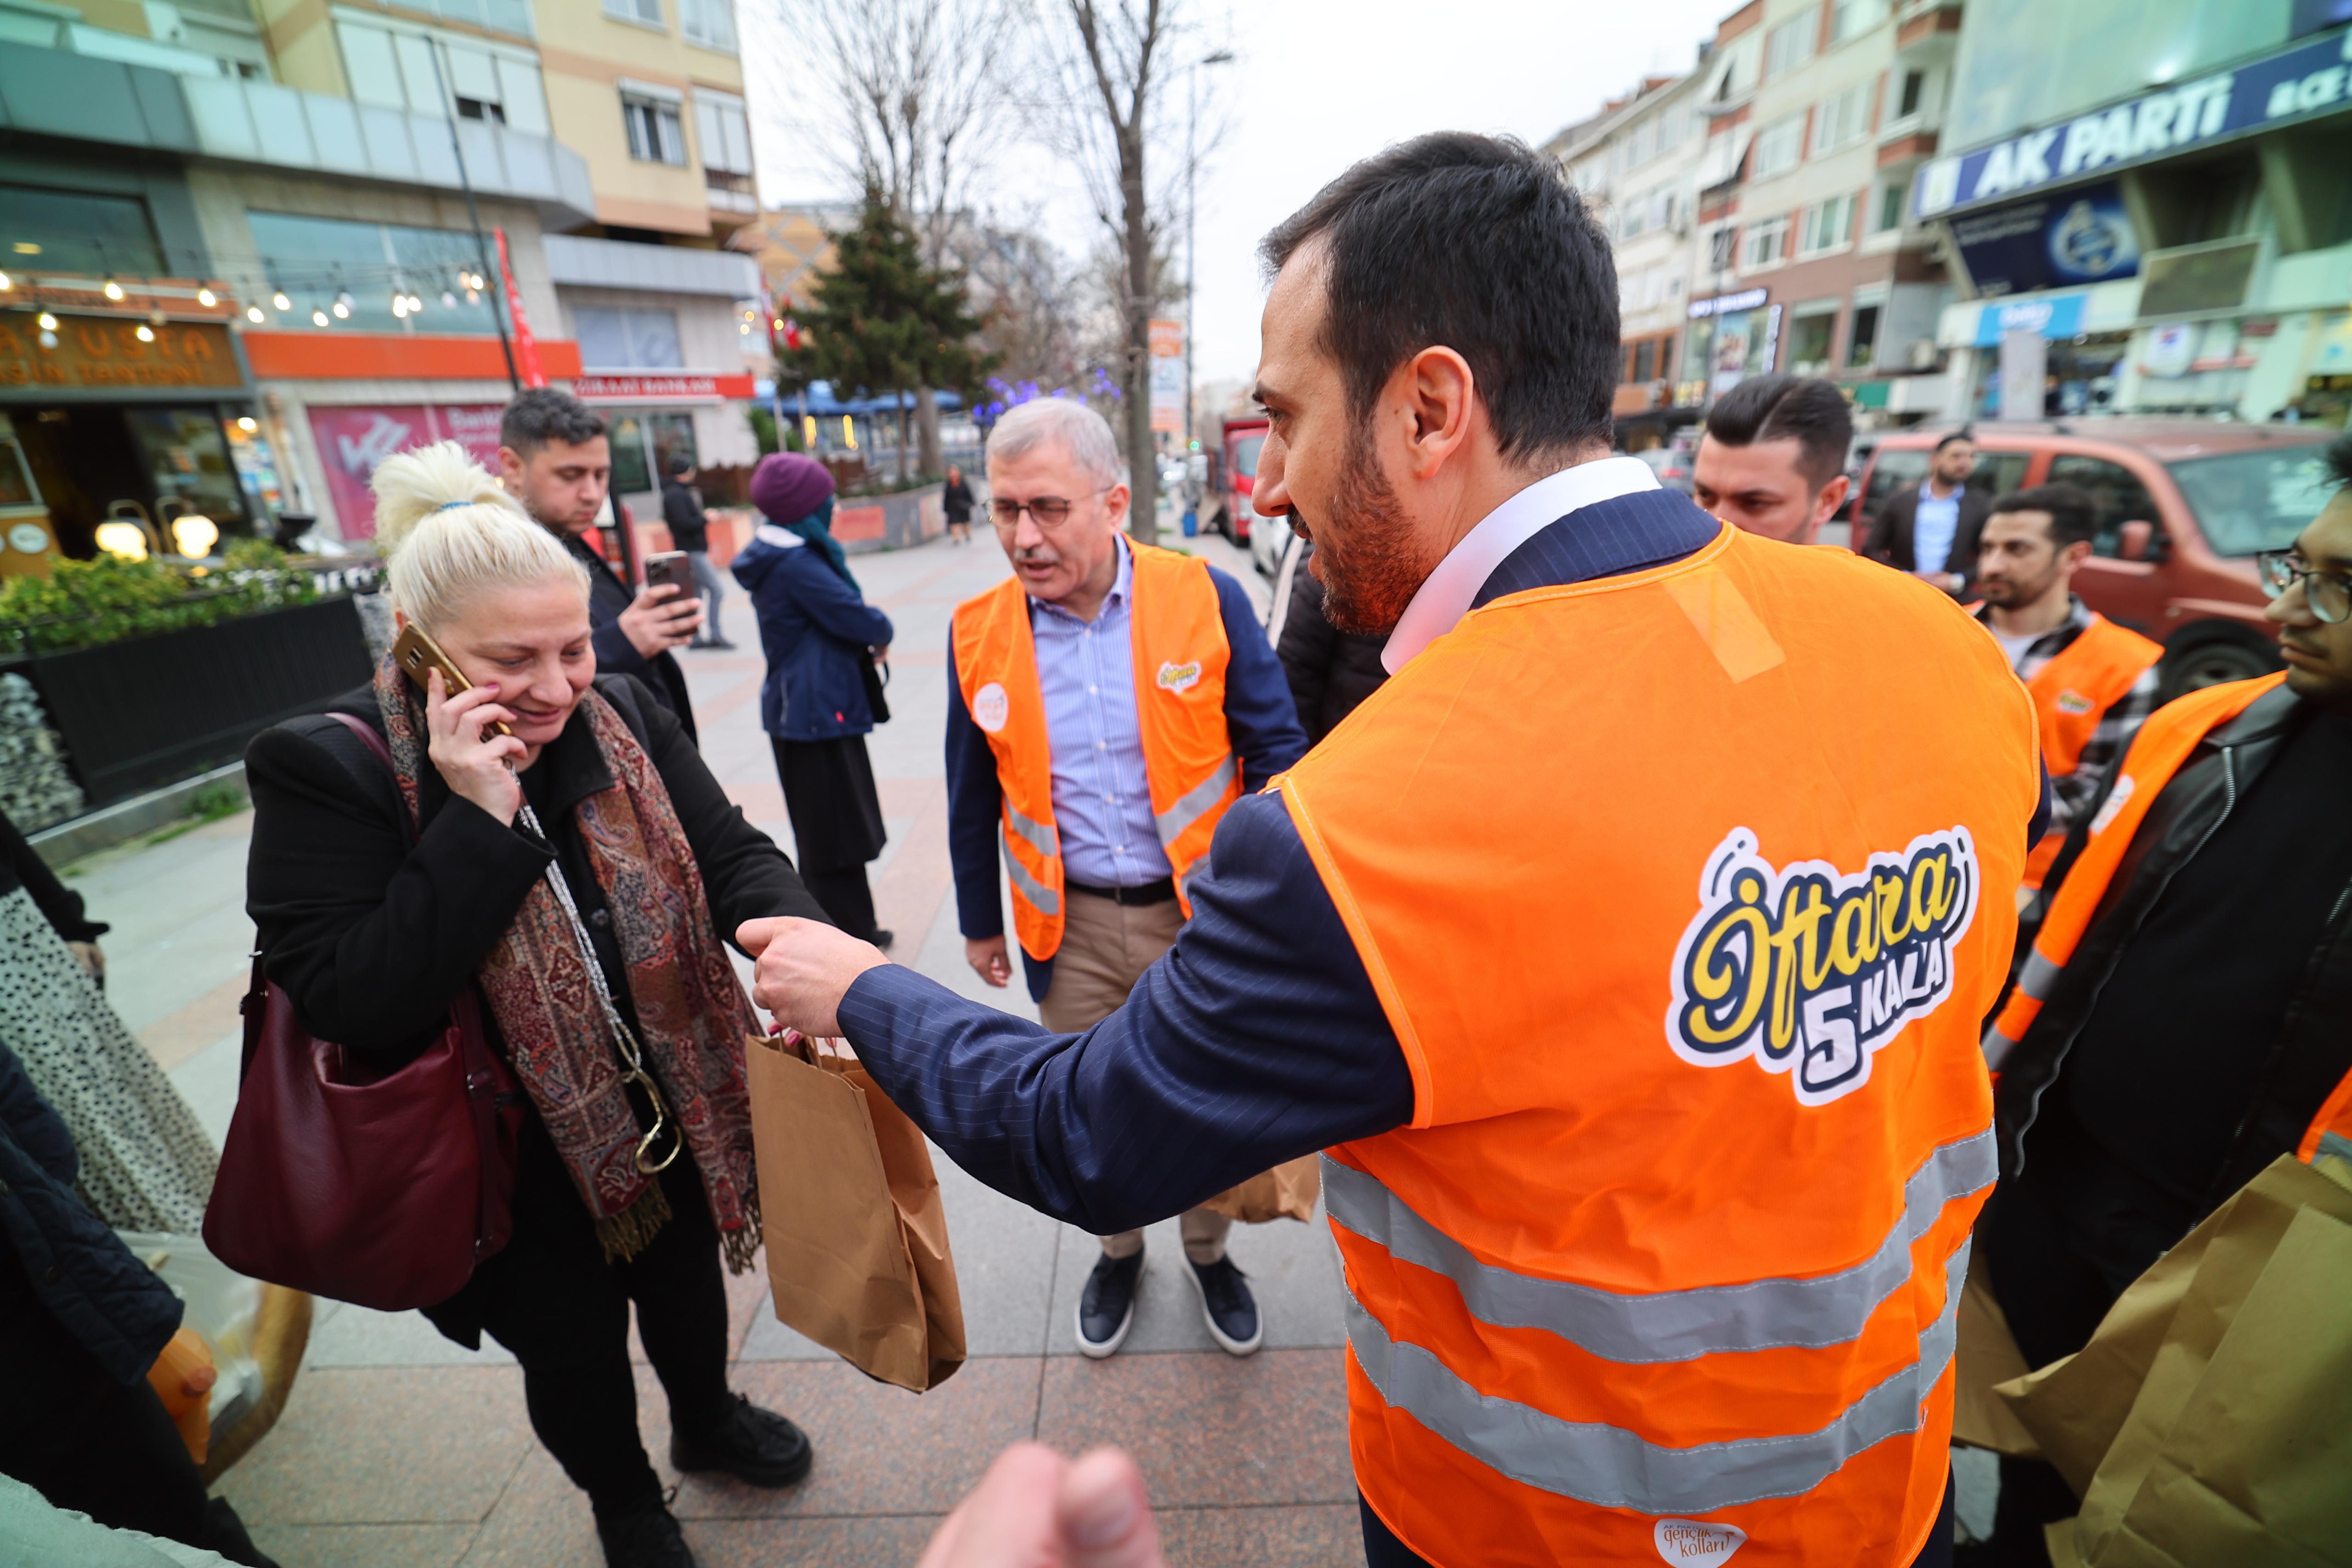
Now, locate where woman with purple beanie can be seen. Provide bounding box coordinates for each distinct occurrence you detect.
[730,454,897,948]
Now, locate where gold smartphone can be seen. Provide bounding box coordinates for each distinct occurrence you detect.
[390,623,511,736]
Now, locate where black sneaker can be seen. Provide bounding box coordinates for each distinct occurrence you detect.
[1077,1248,1144,1359]
[871,928,896,953]
[1186,1256,1263,1356]
[595,1495,695,1568]
[669,1392,813,1488]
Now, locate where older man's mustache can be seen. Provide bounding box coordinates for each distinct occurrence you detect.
[1012,544,1062,566]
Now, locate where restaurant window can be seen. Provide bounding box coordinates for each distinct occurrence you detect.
[125,408,249,534]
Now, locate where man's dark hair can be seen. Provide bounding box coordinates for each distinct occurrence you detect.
[2323,431,2352,492]
[1258,132,1616,463]
[500,387,606,458]
[1991,482,2098,548]
[1702,374,1852,489]
[665,453,695,477]
[1933,429,1975,454]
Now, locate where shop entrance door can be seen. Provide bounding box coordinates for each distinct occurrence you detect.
[9,406,146,559]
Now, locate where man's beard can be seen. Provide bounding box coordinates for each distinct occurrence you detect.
[1301,421,1428,636]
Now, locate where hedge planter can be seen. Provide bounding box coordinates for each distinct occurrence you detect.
[833,482,945,555]
[14,596,374,809]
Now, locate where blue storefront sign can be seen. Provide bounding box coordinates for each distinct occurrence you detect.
[1951,181,2139,298]
[1971,293,2088,348]
[1916,25,2352,220]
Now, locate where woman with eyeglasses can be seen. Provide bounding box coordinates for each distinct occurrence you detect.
[243,443,829,1568]
[732,453,899,949]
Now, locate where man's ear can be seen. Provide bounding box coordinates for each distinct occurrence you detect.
[1813,473,1853,526]
[1396,346,1478,481]
[2061,538,2094,570]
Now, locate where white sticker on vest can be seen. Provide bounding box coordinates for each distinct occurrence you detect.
[972,681,1010,733]
[2089,772,2135,835]
[1667,825,1980,1107]
[1655,1519,1746,1562]
[1157,659,1202,693]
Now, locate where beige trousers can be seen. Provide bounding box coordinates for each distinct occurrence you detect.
[1038,888,1233,1265]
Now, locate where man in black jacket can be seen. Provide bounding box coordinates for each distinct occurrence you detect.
[1864,431,1995,596]
[1269,536,1386,743]
[1962,431,2352,1566]
[499,389,702,738]
[660,454,735,650]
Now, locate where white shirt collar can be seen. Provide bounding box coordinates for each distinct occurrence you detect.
[1381,456,1661,674]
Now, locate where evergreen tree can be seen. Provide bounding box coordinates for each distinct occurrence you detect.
[782,192,994,484]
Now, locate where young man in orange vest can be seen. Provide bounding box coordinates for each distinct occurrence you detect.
[1971,483,2162,908]
[944,396,1308,1359]
[1968,435,2352,1564]
[743,134,2044,1567]
[1690,373,1853,545]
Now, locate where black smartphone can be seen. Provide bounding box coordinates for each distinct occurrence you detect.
[390,623,511,736]
[643,550,694,600]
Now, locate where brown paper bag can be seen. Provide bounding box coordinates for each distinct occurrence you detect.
[1996,1154,2352,1496]
[1200,1155,1322,1224]
[744,1032,965,1392]
[1951,1256,2040,1457]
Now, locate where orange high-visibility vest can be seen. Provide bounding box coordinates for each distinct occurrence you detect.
[1280,523,2041,1566]
[2013,612,2162,888]
[1984,673,2283,1069]
[951,542,1240,962]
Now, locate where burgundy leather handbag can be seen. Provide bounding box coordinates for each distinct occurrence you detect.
[204,714,523,1311]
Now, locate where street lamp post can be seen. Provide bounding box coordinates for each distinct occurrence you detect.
[1185,51,1234,471]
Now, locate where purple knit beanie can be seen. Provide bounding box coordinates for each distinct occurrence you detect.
[750,452,836,524]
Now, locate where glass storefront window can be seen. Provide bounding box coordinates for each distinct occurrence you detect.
[649,412,697,475]
[602,408,700,496]
[0,185,168,277]
[606,412,652,496]
[243,212,500,336]
[124,408,248,534]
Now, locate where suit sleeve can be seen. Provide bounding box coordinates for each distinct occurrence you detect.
[1210,567,1310,787]
[836,791,1414,1232]
[944,620,1009,940]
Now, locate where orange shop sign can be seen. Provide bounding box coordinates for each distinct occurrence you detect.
[0,315,245,391]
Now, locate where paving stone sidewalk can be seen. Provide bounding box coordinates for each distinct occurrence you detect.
[85,520,1363,1567]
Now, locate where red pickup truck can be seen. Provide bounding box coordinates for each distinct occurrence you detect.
[1853,420,2334,699]
[1210,416,1269,548]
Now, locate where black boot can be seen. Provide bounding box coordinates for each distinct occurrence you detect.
[595,1493,695,1568]
[669,1393,813,1488]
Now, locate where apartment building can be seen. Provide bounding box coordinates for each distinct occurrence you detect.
[1548,68,1711,447]
[1915,0,2352,424]
[0,0,759,547]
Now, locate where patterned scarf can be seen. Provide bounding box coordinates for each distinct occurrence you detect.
[372,659,763,1269]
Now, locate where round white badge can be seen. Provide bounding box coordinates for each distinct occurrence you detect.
[972,681,1010,733]
[7,524,48,554]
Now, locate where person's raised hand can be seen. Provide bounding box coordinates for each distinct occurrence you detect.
[916,1444,1165,1568]
[424,669,525,824]
[737,916,888,1036]
[619,582,703,658]
[965,934,1012,989]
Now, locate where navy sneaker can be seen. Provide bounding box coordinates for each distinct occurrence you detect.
[1186,1256,1262,1356]
[1077,1248,1145,1358]
[669,1393,812,1488]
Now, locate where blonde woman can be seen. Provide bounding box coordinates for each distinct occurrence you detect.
[243,443,828,1568]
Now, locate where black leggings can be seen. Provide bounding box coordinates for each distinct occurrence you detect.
[471,1128,735,1517]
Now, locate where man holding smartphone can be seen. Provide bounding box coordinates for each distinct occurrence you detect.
[498,389,703,739]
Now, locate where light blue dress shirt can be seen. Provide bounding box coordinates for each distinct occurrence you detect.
[1913,479,1965,577]
[1031,539,1173,887]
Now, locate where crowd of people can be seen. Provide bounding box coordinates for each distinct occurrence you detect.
[3,131,2348,1568]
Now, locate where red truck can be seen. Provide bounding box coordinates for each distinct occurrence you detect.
[1210,415,1270,548]
[1852,420,2333,699]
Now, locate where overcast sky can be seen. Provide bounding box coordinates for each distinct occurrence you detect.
[743,0,1734,390]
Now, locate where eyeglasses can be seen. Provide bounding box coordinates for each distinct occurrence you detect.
[2256,550,2352,625]
[989,489,1111,530]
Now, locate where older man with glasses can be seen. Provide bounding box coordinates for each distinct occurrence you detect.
[1961,431,2352,1563]
[944,398,1307,1359]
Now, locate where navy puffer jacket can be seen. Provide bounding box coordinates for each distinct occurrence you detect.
[731,523,896,742]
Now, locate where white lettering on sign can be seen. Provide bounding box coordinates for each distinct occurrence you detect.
[1656,1519,1746,1562]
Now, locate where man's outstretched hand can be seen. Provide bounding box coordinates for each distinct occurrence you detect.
[738,917,889,1037]
[918,1444,1165,1568]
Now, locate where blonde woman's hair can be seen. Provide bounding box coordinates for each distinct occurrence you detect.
[370,440,589,629]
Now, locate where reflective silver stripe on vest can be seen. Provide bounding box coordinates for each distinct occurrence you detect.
[2318,1131,2352,1166]
[1981,1025,2019,1071]
[1004,801,1058,859]
[1343,1240,1969,1514]
[1153,753,1237,848]
[1322,1131,1991,1364]
[1000,826,1061,917]
[2015,949,2064,1002]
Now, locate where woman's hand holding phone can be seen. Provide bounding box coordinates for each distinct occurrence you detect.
[424,669,526,825]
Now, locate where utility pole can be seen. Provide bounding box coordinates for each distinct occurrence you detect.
[1184,51,1232,465]
[429,38,520,392]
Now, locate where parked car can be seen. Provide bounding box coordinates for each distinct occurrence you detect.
[1212,416,1269,548]
[1853,419,2333,698]
[1630,445,1695,494]
[1251,506,1293,578]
